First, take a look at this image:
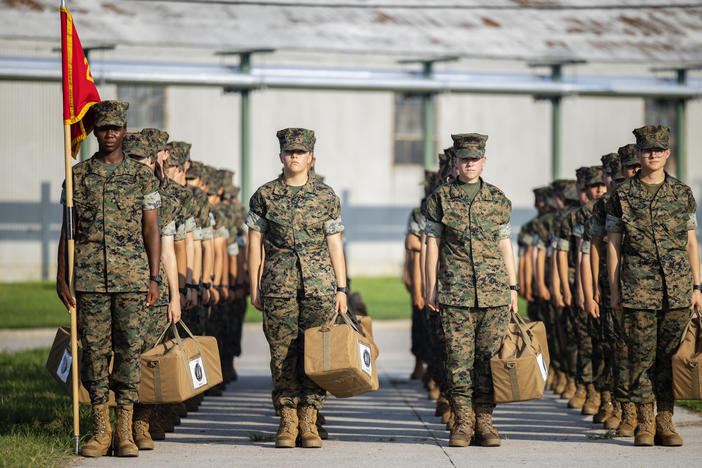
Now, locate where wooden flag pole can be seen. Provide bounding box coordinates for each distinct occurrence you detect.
[63,122,80,455]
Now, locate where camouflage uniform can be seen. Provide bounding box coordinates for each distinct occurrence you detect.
[424,170,512,406]
[406,206,425,361]
[606,171,697,403]
[246,128,344,410]
[64,101,162,406]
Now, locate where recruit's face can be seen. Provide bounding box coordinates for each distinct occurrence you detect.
[578,189,589,204]
[586,183,606,200]
[623,164,640,179]
[637,148,670,172]
[454,156,486,181]
[280,150,313,175]
[95,125,126,153]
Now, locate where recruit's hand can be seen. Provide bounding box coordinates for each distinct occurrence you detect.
[168,297,181,323]
[594,288,601,305]
[221,286,230,302]
[509,290,519,315]
[412,293,425,310]
[210,288,220,305]
[146,281,160,307]
[251,288,263,311]
[538,285,551,301]
[201,288,210,305]
[691,290,702,313]
[335,292,348,314]
[552,292,565,308]
[184,288,195,309]
[610,288,622,310]
[56,279,76,311]
[525,286,534,302]
[585,298,600,319]
[563,288,573,307]
[426,288,439,312]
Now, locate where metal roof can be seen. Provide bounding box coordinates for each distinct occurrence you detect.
[3,0,702,64]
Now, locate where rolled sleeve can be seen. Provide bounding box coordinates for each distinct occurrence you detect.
[193,226,203,241]
[202,226,214,240]
[522,233,534,246]
[323,216,345,236]
[581,239,591,254]
[246,211,268,233]
[175,222,187,241]
[185,216,196,233]
[214,226,229,239]
[557,238,570,252]
[573,223,584,238]
[590,221,606,237]
[161,220,176,237]
[498,223,512,240]
[687,213,698,231]
[143,191,161,210]
[227,243,240,256]
[424,219,444,238]
[605,214,624,233]
[534,235,546,250]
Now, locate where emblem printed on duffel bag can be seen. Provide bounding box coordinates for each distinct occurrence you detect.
[359,343,372,377]
[189,356,207,389]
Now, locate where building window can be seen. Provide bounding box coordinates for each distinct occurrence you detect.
[394,93,434,165]
[116,86,165,130]
[644,98,677,175]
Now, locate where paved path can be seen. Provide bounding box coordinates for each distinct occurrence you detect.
[0,327,58,352]
[67,320,702,468]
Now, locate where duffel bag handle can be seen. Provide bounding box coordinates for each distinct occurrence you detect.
[323,310,366,337]
[679,310,702,346]
[510,311,534,352]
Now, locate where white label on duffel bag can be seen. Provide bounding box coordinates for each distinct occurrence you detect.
[189,356,207,389]
[58,349,72,383]
[536,353,548,382]
[359,343,372,377]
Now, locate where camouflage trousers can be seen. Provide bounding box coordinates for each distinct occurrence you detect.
[624,307,690,403]
[535,299,560,371]
[410,304,425,359]
[182,304,208,336]
[609,308,632,401]
[142,305,170,352]
[573,306,593,384]
[77,292,148,406]
[562,305,579,377]
[263,294,335,410]
[439,304,509,406]
[227,298,247,357]
[207,301,229,360]
[426,307,449,393]
[596,307,616,392]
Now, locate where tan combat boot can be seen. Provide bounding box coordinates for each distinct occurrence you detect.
[445,409,455,431]
[617,402,637,437]
[546,370,555,389]
[581,384,600,415]
[298,405,322,448]
[148,406,166,440]
[568,383,586,409]
[593,390,613,424]
[113,405,139,457]
[275,406,298,448]
[634,402,655,446]
[435,395,448,417]
[654,400,683,446]
[427,379,440,401]
[555,371,568,394]
[132,404,154,450]
[561,376,577,400]
[603,399,622,429]
[448,405,474,447]
[410,358,425,380]
[81,403,112,457]
[474,404,501,447]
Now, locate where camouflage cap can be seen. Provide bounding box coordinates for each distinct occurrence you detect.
[92,100,129,128]
[167,141,192,169]
[633,125,669,150]
[551,179,578,201]
[451,133,487,159]
[186,160,203,180]
[122,132,148,159]
[277,128,316,152]
[584,165,604,186]
[139,128,169,162]
[618,143,639,167]
[203,166,220,195]
[600,153,618,173]
[533,186,551,202]
[575,166,589,190]
[422,171,440,197]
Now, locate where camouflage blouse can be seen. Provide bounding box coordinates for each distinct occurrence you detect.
[68,155,160,292]
[246,175,344,298]
[606,173,697,309]
[424,178,512,308]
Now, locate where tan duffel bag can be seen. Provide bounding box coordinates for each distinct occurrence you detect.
[491,312,550,404]
[305,311,379,398]
[355,314,380,357]
[46,326,116,405]
[139,321,223,404]
[672,311,702,400]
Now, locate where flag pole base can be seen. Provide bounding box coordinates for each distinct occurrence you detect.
[74,435,80,455]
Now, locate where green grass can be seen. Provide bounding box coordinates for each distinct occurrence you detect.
[0,348,91,468]
[0,282,69,329]
[677,400,702,412]
[0,279,529,328]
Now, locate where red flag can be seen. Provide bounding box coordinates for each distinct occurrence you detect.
[61,4,100,158]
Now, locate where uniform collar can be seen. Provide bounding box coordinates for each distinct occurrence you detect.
[273,173,316,197]
[449,177,490,202]
[85,152,133,178]
[630,171,673,202]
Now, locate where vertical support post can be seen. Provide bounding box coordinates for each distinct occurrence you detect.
[676,69,687,183]
[422,62,435,171]
[550,64,562,180]
[240,53,251,206]
[40,182,50,281]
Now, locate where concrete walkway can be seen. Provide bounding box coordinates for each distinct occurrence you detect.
[65,320,702,468]
[3,321,701,467]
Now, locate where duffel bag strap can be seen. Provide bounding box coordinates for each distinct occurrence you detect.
[510,311,534,351]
